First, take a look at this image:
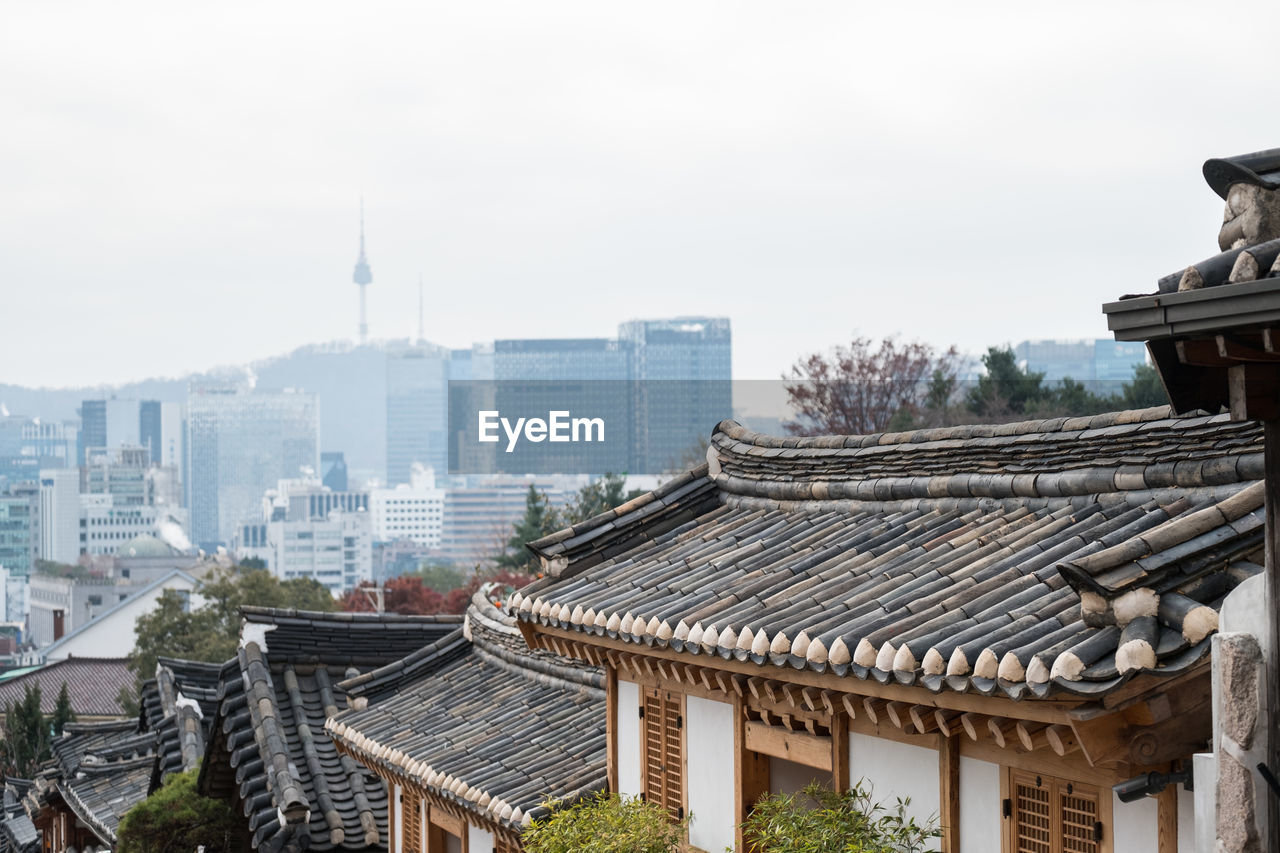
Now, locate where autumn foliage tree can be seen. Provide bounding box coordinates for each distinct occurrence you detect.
[340,570,533,616]
[784,335,962,436]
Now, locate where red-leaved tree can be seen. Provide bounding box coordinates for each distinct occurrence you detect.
[340,571,534,616]
[783,335,961,436]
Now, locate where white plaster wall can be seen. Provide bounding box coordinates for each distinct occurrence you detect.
[685,695,735,853]
[1111,792,1159,853]
[1177,785,1195,853]
[43,575,201,660]
[390,784,401,852]
[769,756,828,794]
[848,733,939,828]
[958,756,1000,851]
[616,679,642,797]
[467,825,494,853]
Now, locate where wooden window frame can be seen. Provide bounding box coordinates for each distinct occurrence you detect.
[402,788,424,853]
[1002,767,1113,853]
[427,804,468,853]
[640,685,687,822]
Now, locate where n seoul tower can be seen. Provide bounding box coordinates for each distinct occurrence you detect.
[352,201,373,345]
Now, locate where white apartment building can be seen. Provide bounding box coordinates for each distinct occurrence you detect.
[370,464,445,547]
[79,494,189,557]
[235,476,373,595]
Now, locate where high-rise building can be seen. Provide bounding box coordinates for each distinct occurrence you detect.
[386,343,450,485]
[321,452,348,492]
[186,383,319,548]
[38,468,80,565]
[1013,339,1147,382]
[233,476,371,594]
[78,398,142,466]
[370,464,445,548]
[1,416,78,487]
[0,492,35,577]
[621,317,732,471]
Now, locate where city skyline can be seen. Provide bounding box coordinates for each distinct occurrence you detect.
[4,2,1275,390]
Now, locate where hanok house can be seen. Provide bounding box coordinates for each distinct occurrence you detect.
[327,589,606,853]
[511,410,1265,853]
[198,607,461,853]
[1104,146,1280,851]
[26,720,157,853]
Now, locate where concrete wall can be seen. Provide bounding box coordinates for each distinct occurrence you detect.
[467,825,494,853]
[616,679,642,797]
[686,695,735,853]
[1112,791,1159,853]
[958,756,1001,851]
[848,733,940,829]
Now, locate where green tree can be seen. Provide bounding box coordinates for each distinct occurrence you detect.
[966,347,1049,418]
[117,766,240,853]
[2,684,50,778]
[127,566,335,696]
[1119,363,1169,408]
[495,486,562,572]
[50,682,75,737]
[562,473,642,525]
[740,782,940,853]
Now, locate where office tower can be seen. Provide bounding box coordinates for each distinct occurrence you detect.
[321,452,348,492]
[620,317,732,471]
[139,400,161,464]
[386,343,450,485]
[0,492,35,577]
[78,398,142,465]
[38,468,80,565]
[186,383,319,548]
[1013,339,1147,382]
[370,464,445,547]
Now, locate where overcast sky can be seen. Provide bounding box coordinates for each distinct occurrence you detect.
[3,1,1277,388]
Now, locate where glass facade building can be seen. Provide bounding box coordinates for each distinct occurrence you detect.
[386,344,450,485]
[186,383,319,548]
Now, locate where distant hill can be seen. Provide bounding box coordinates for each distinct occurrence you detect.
[0,341,396,478]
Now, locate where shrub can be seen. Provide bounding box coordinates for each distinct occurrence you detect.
[740,782,940,853]
[117,766,241,853]
[522,792,688,853]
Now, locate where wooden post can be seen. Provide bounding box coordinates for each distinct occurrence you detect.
[831,709,850,794]
[938,733,960,853]
[605,664,618,793]
[734,694,769,852]
[1157,781,1177,853]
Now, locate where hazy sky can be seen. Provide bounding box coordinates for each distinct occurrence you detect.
[3,1,1278,388]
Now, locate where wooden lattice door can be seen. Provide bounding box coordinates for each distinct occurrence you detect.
[640,686,685,820]
[402,789,423,853]
[1008,770,1102,853]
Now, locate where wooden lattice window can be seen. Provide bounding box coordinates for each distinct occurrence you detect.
[640,686,685,820]
[1007,770,1102,853]
[402,789,423,853]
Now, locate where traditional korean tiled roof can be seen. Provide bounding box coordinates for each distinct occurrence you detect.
[0,659,134,718]
[28,721,158,846]
[0,814,37,853]
[327,592,606,833]
[139,657,222,789]
[514,408,1263,701]
[198,608,461,853]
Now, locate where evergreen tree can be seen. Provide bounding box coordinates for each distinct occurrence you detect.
[3,685,50,778]
[495,486,559,572]
[50,682,75,736]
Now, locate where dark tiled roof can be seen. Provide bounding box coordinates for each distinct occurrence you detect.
[328,594,606,832]
[60,755,154,843]
[0,814,37,853]
[33,722,158,845]
[0,659,134,718]
[199,608,460,853]
[514,410,1262,701]
[139,657,223,788]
